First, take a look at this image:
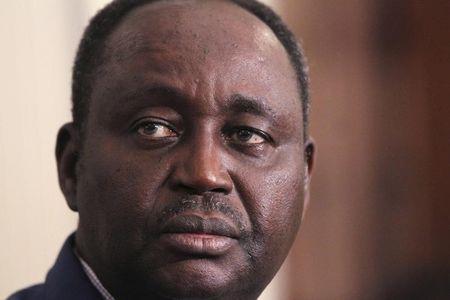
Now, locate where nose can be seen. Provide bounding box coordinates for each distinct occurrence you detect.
[169,134,233,195]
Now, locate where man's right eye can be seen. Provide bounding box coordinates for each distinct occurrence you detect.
[134,121,178,140]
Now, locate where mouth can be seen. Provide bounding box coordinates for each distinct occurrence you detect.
[159,214,240,256]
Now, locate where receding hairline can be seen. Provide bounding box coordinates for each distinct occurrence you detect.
[72,0,310,139]
[101,0,291,66]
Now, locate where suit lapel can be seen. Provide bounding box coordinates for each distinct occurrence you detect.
[44,233,103,300]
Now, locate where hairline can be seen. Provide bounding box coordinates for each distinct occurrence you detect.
[72,0,310,141]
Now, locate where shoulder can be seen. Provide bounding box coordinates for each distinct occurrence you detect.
[7,233,104,300]
[6,284,45,300]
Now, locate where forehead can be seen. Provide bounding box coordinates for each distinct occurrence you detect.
[94,0,302,128]
[109,0,283,55]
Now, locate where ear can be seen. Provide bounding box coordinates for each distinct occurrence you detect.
[302,138,315,221]
[56,123,81,212]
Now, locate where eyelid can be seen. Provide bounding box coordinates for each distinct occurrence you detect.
[130,117,178,133]
[226,126,274,144]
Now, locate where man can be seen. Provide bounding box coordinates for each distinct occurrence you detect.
[9,0,314,299]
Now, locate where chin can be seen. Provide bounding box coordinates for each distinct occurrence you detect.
[147,258,239,299]
[132,258,249,299]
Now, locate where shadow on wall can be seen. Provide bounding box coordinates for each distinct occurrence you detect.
[380,268,450,300]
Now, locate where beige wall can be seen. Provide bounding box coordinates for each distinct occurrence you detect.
[0,1,287,299]
[0,1,96,297]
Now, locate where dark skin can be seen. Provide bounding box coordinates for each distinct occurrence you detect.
[56,1,314,299]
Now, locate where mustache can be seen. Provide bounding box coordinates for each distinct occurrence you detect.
[156,193,247,236]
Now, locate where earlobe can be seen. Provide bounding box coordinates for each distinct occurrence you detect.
[56,123,80,212]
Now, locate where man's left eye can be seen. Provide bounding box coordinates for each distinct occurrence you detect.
[229,128,267,145]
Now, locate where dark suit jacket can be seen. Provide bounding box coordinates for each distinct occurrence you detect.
[7,234,103,300]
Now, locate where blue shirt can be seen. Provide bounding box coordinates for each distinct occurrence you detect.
[7,233,106,300]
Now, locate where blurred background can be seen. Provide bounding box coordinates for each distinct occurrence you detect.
[1,1,449,299]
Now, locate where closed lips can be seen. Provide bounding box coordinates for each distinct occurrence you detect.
[160,214,240,239]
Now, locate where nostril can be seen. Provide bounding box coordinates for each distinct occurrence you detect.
[172,181,229,195]
[210,187,228,194]
[176,183,229,195]
[176,183,197,194]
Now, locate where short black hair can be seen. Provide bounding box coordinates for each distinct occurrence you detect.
[72,0,310,138]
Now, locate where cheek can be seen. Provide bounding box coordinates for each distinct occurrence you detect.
[237,147,304,257]
[253,166,303,237]
[76,137,170,253]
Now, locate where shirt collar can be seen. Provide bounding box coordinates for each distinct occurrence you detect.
[73,248,116,300]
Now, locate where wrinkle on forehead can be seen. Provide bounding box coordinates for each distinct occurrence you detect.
[92,0,303,135]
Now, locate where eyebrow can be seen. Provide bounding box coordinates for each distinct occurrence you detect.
[116,85,278,123]
[225,94,277,122]
[121,84,189,107]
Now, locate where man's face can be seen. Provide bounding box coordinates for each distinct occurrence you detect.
[70,1,309,299]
